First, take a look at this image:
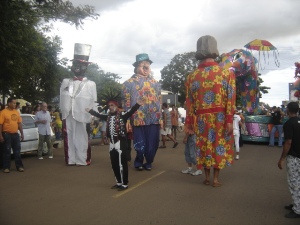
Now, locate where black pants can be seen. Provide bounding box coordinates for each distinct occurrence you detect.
[110,139,129,185]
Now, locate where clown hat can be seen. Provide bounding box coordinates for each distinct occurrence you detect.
[132,53,153,67]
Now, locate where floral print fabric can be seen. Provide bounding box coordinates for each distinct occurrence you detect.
[185,61,236,169]
[122,74,161,126]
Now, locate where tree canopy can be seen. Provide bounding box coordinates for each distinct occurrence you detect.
[160,52,198,106]
[0,0,99,104]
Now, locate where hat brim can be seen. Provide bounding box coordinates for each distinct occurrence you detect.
[132,59,153,67]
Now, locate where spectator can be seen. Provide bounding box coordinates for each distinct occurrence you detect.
[32,104,41,115]
[181,102,202,176]
[170,105,179,139]
[53,107,62,140]
[16,102,21,114]
[268,106,284,147]
[35,102,53,159]
[233,109,243,160]
[160,103,178,148]
[0,97,25,173]
[278,101,300,218]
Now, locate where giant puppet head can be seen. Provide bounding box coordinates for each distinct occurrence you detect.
[133,53,153,77]
[218,49,259,114]
[71,43,92,77]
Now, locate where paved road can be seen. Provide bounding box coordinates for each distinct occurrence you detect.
[0,132,299,225]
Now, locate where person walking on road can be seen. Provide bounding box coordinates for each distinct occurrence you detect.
[278,101,300,219]
[35,102,53,159]
[0,98,25,173]
[185,35,235,187]
[160,103,178,149]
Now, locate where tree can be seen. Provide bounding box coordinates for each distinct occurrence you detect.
[160,52,198,106]
[85,64,122,104]
[0,0,99,103]
[257,73,270,98]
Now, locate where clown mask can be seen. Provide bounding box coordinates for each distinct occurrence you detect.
[136,61,151,77]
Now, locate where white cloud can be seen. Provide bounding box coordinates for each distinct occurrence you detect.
[53,0,300,106]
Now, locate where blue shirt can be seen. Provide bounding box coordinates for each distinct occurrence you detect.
[35,110,52,135]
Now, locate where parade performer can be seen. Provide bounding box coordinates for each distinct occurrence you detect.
[185,35,236,187]
[86,91,145,190]
[60,43,97,166]
[122,53,162,171]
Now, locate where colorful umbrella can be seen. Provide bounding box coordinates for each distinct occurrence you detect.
[244,39,280,70]
[244,39,277,51]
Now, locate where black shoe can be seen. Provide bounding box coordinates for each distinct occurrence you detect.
[284,204,293,210]
[173,142,178,148]
[117,185,128,191]
[285,211,300,218]
[111,184,122,189]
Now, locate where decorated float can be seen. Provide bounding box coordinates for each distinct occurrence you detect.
[218,39,283,142]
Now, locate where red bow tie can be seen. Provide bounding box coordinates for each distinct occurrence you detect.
[73,77,83,81]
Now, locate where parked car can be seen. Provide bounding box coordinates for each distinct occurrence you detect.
[15,114,55,153]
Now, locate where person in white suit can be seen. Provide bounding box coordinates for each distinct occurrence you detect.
[60,43,97,166]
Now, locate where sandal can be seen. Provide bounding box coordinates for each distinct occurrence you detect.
[203,180,210,185]
[212,182,222,187]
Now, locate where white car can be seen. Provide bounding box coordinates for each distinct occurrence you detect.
[16,114,55,153]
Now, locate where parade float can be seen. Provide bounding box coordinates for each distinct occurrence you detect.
[219,39,283,142]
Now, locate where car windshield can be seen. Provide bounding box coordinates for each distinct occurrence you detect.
[22,115,36,129]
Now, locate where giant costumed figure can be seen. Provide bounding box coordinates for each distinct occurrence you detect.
[60,43,97,166]
[122,53,162,171]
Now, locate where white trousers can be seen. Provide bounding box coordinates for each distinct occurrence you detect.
[233,129,240,153]
[65,115,88,165]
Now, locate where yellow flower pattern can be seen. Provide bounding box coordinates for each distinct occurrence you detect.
[185,62,236,170]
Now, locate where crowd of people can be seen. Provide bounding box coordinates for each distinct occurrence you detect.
[0,37,299,219]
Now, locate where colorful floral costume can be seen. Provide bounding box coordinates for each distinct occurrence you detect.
[122,74,161,169]
[185,61,236,169]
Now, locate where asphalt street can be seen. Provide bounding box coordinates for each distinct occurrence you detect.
[0,132,299,225]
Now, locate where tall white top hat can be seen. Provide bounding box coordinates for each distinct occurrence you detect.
[73,43,92,62]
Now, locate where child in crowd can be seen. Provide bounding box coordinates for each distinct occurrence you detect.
[181,103,202,176]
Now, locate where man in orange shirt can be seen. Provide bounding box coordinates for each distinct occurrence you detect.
[0,98,24,173]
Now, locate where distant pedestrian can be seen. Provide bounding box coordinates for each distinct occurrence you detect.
[170,105,179,139]
[35,102,53,159]
[268,106,284,147]
[278,101,300,218]
[233,109,243,160]
[0,98,25,173]
[160,103,178,149]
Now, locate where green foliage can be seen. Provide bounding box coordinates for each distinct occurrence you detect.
[86,64,122,104]
[0,0,99,103]
[160,52,198,106]
[257,73,270,98]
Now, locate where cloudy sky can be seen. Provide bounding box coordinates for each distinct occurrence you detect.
[52,0,300,107]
